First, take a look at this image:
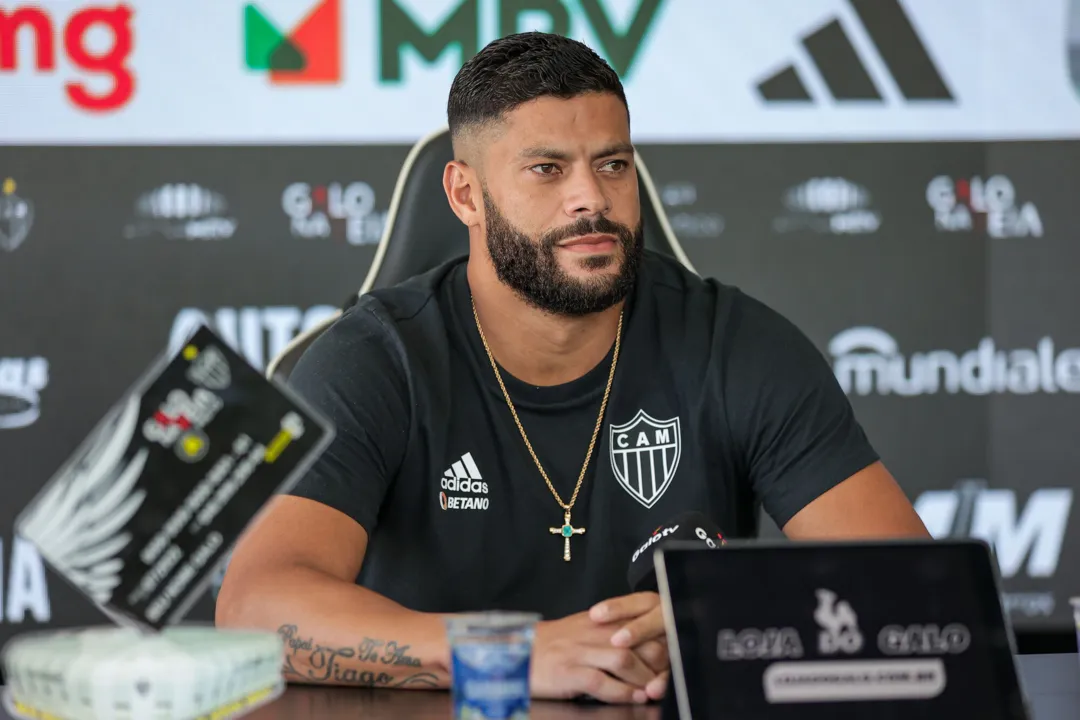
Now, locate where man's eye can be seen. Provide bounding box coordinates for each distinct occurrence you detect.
[531,164,559,175]
[601,160,628,172]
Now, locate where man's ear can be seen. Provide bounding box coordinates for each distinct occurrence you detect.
[443,160,482,228]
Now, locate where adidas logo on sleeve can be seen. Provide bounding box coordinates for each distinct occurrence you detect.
[439,452,490,511]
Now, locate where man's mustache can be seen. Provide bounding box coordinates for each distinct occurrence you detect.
[540,215,636,248]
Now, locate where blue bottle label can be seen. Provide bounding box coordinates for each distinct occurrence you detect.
[451,641,531,720]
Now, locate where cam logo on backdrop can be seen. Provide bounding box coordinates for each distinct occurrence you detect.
[169,305,339,374]
[829,327,1080,396]
[915,480,1074,619]
[0,3,135,112]
[0,178,34,253]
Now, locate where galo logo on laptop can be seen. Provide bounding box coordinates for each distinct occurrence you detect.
[814,588,864,655]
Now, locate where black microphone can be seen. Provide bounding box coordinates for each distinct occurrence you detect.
[627,511,726,593]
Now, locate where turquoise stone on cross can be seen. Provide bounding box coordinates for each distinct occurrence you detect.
[549,510,585,561]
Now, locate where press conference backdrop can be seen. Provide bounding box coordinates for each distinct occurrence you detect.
[1,0,1079,654]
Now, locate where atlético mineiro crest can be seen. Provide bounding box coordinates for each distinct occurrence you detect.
[0,178,33,253]
[609,410,681,508]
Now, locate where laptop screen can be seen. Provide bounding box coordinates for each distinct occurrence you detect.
[657,540,1029,719]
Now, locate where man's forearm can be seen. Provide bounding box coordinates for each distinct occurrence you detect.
[216,565,450,689]
[276,622,446,689]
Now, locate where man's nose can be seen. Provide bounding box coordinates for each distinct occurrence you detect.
[564,169,611,217]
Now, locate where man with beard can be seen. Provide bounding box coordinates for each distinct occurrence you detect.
[216,32,929,704]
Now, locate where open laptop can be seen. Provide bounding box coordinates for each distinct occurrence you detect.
[655,539,1030,719]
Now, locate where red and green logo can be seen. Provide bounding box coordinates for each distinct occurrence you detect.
[243,0,340,84]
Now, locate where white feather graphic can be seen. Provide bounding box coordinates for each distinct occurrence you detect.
[19,394,149,604]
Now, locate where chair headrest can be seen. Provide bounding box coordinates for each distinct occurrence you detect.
[359,127,696,294]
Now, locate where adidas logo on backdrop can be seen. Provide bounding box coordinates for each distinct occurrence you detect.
[756,0,954,105]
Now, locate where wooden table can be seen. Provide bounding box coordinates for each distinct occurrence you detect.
[2,654,1076,719]
[248,685,661,719]
[240,653,1080,719]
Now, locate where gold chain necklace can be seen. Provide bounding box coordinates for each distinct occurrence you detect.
[471,297,623,562]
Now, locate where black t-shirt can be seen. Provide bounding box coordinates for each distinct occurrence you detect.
[285,251,879,619]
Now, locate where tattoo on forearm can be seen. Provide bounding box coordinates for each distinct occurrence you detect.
[276,624,438,688]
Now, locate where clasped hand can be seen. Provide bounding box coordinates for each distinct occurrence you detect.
[530,592,669,704]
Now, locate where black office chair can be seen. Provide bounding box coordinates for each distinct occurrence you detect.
[266,126,696,380]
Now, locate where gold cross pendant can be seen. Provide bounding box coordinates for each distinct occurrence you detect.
[549,510,585,562]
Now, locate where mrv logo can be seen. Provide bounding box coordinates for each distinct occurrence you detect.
[248,0,664,87]
[379,0,665,82]
[829,327,1080,396]
[915,480,1073,581]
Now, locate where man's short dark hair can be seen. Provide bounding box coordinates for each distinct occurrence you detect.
[447,32,628,147]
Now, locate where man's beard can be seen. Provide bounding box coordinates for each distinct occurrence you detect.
[482,188,643,317]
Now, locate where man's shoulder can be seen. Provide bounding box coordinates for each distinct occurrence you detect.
[641,248,699,288]
[640,249,744,318]
[362,255,466,323]
[294,256,462,372]
[329,256,463,331]
[640,251,811,364]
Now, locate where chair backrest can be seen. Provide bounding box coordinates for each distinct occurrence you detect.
[266,126,696,381]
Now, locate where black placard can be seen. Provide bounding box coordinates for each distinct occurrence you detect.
[14,324,334,631]
[656,540,1031,720]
